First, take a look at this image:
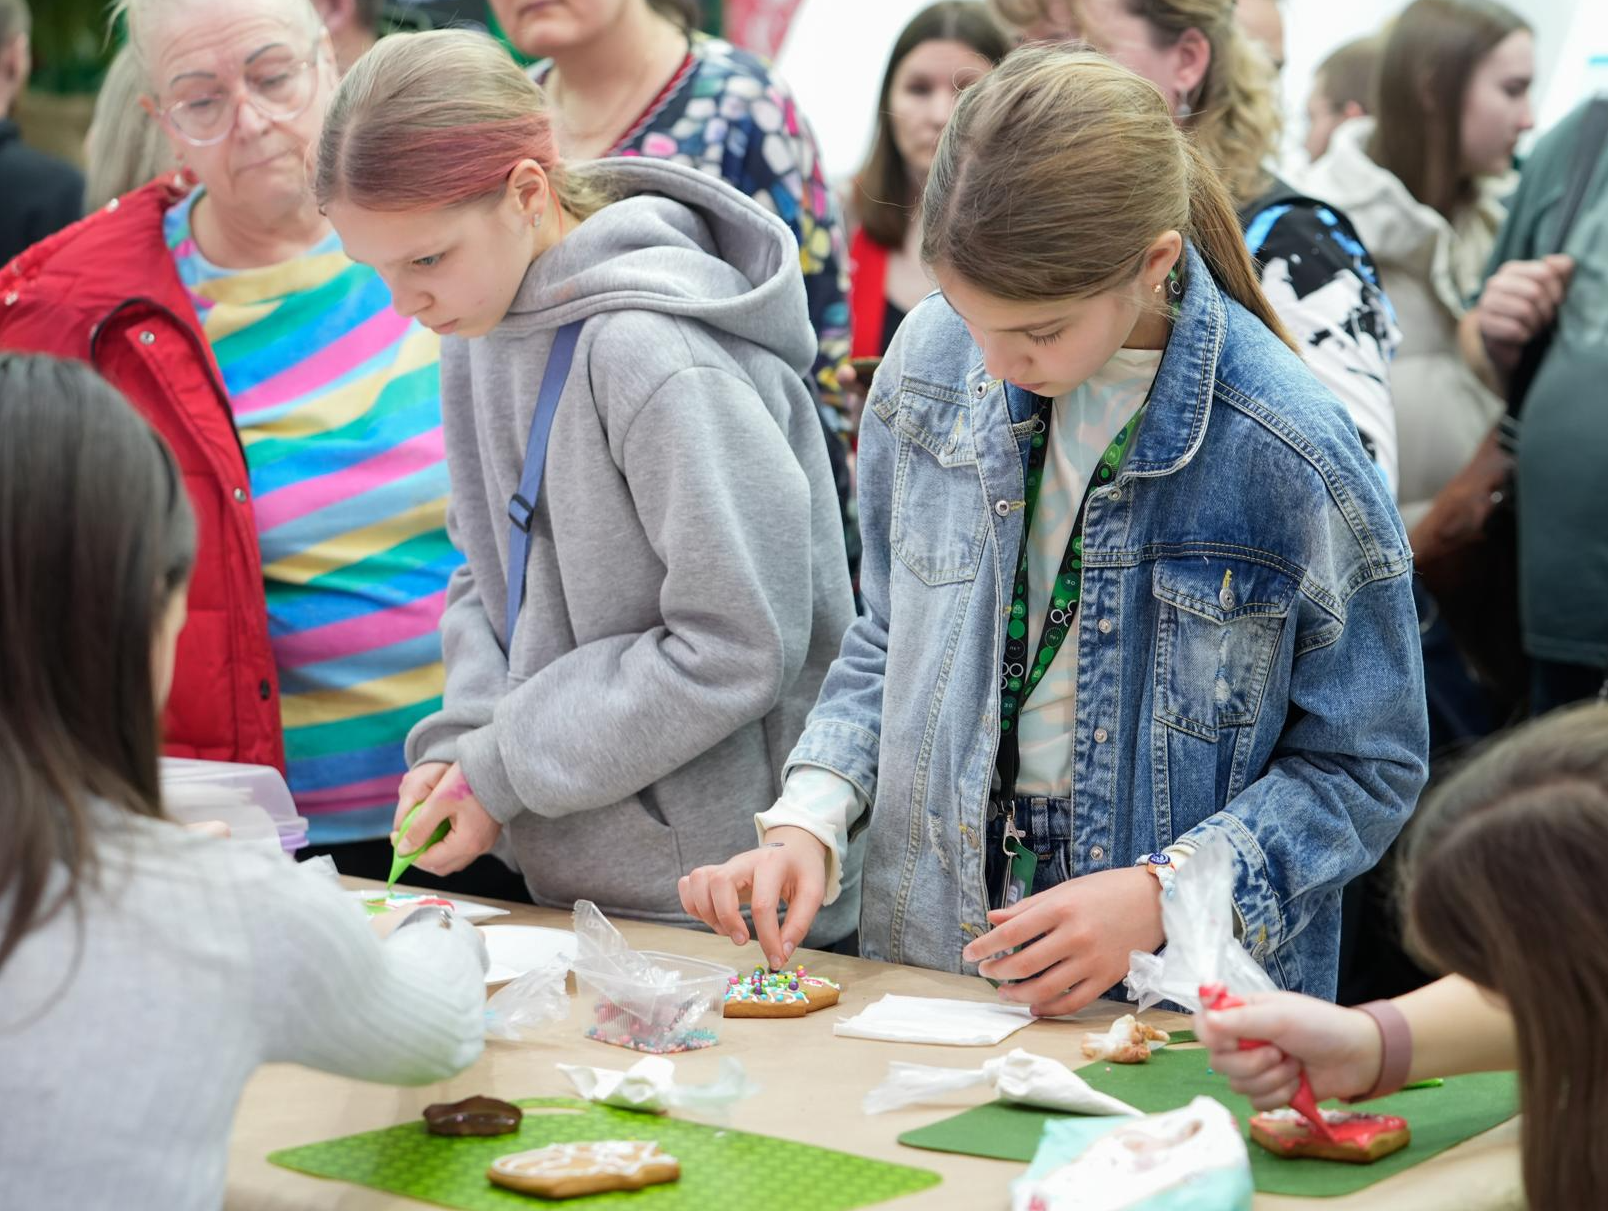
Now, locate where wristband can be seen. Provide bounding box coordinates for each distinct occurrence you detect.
[1347,999,1413,1102]
[1135,851,1178,899]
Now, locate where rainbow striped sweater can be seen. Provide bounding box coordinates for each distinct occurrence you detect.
[167,191,459,844]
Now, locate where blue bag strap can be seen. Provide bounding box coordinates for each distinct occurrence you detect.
[505,319,584,645]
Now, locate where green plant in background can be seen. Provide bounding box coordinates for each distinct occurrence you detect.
[27,0,116,93]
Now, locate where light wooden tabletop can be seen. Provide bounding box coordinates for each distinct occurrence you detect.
[224,882,1523,1210]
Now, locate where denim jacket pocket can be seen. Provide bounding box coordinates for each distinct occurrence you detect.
[1151,555,1300,740]
[890,387,989,586]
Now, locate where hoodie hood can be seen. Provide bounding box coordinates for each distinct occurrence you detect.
[496,157,816,375]
[1300,116,1507,314]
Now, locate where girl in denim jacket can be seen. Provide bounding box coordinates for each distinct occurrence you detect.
[681,47,1428,1014]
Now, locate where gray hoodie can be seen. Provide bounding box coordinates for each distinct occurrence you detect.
[406,158,859,942]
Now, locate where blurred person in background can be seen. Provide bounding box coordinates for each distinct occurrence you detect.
[846,2,1009,364]
[1235,0,1282,72]
[1304,35,1381,163]
[1463,94,1608,714]
[0,0,83,263]
[313,0,379,72]
[1303,0,1532,560]
[492,0,850,414]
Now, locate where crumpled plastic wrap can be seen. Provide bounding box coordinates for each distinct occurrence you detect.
[862,1048,1140,1117]
[557,1055,758,1118]
[484,959,571,1042]
[1123,838,1275,1014]
[570,900,734,1053]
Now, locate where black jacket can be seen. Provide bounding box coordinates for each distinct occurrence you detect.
[0,118,83,265]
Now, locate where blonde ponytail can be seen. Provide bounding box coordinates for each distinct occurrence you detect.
[1181,140,1294,349]
[922,45,1294,349]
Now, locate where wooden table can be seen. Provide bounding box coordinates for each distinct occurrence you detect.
[225,884,1523,1210]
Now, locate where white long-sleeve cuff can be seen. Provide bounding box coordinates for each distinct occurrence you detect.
[754,765,863,905]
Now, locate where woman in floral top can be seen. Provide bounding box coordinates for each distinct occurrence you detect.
[491,0,851,414]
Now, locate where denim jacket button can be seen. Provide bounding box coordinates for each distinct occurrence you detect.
[1219,586,1237,610]
[994,499,1010,517]
[1097,618,1113,635]
[1090,845,1105,861]
[1094,727,1109,743]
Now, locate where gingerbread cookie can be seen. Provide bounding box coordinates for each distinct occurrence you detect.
[798,969,841,1011]
[487,1141,680,1199]
[1250,1108,1411,1164]
[724,967,809,1018]
[1080,1014,1170,1063]
[422,1095,522,1137]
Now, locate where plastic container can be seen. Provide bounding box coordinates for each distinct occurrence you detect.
[573,951,736,1054]
[159,757,308,853]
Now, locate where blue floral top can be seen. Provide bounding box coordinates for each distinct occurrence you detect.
[535,34,851,411]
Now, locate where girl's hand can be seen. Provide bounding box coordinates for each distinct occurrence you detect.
[962,866,1166,1016]
[1194,992,1383,1107]
[393,763,502,876]
[678,826,829,970]
[396,761,451,824]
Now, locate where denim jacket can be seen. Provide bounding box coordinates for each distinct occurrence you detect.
[787,243,1428,997]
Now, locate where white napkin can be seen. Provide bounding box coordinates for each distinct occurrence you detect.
[833,994,1037,1046]
[864,1048,1141,1115]
[556,1055,759,1116]
[558,1056,677,1113]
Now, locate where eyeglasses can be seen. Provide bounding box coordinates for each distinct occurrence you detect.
[156,41,323,147]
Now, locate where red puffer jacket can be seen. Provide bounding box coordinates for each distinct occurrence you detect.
[0,176,283,771]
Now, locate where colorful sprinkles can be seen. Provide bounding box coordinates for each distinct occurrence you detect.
[725,965,811,1006]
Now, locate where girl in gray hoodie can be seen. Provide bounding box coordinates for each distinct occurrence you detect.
[315,30,859,944]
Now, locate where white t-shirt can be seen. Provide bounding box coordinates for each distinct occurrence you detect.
[1016,346,1162,794]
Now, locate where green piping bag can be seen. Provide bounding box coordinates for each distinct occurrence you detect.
[387,803,451,889]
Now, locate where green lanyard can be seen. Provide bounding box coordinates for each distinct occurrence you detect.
[989,405,1147,909]
[998,401,1148,735]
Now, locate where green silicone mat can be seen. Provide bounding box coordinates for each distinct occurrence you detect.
[898,1047,1517,1197]
[270,1098,941,1210]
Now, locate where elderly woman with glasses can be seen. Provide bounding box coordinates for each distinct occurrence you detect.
[0,0,471,875]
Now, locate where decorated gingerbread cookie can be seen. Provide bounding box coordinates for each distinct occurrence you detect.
[797,969,841,1011]
[724,967,809,1018]
[487,1141,680,1199]
[1080,1014,1170,1063]
[1250,1108,1411,1164]
[722,966,843,1018]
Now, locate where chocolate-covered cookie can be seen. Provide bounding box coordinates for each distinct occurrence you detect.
[422,1095,523,1137]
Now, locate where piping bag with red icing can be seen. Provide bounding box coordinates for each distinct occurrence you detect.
[1123,839,1340,1144]
[1198,981,1339,1144]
